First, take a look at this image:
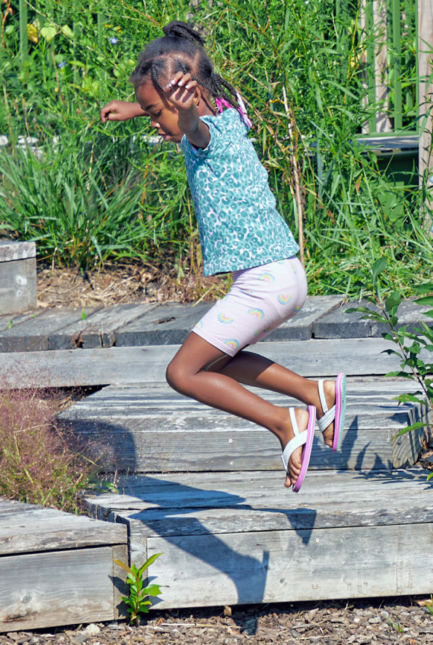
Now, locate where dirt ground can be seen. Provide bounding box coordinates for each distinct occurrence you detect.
[2,598,433,645]
[36,263,228,309]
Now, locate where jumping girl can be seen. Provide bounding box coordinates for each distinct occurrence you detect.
[100,20,346,491]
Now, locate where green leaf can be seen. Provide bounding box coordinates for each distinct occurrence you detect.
[413,284,433,294]
[415,296,433,306]
[114,559,133,575]
[41,25,57,41]
[394,421,428,438]
[427,472,433,481]
[385,291,401,312]
[81,308,87,320]
[141,584,161,597]
[61,24,74,38]
[393,393,426,405]
[371,258,387,281]
[137,552,163,577]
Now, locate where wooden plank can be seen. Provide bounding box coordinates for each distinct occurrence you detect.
[314,299,433,338]
[0,547,115,631]
[0,499,127,556]
[144,522,433,607]
[50,303,157,350]
[86,469,433,533]
[0,309,44,334]
[373,0,392,133]
[0,257,36,316]
[63,379,426,472]
[0,241,35,262]
[115,302,213,347]
[418,0,433,217]
[0,338,419,388]
[0,307,99,353]
[111,544,128,620]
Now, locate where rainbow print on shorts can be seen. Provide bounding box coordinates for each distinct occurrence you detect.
[258,272,275,282]
[248,308,265,319]
[225,339,240,351]
[195,320,204,330]
[278,293,292,305]
[218,313,234,324]
[294,303,303,311]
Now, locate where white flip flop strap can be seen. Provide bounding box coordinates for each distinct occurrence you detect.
[318,380,328,414]
[317,405,336,433]
[281,409,308,472]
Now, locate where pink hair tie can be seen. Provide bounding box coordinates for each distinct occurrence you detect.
[215,94,253,129]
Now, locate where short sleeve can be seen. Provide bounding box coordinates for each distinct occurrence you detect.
[180,109,244,160]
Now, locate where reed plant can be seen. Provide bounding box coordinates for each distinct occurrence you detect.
[0,0,430,298]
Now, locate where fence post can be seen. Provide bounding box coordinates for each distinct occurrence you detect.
[418,0,433,222]
[373,0,392,132]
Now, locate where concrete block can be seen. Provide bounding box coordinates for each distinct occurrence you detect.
[0,241,37,315]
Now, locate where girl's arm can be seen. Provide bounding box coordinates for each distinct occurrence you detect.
[100,100,146,123]
[164,72,210,149]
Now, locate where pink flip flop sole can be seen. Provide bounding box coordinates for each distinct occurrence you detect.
[333,373,347,452]
[293,405,316,493]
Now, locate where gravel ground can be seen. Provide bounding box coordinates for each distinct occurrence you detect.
[2,598,433,645]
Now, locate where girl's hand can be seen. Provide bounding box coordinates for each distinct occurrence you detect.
[100,100,146,123]
[163,72,198,112]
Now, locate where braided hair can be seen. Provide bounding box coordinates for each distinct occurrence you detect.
[130,20,240,111]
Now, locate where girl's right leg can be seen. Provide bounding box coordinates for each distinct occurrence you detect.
[207,351,337,447]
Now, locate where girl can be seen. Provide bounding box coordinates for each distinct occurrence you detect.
[100,20,346,491]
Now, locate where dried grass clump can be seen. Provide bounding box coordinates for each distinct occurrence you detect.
[0,388,104,513]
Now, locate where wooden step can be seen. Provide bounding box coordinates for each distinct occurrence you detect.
[0,498,127,632]
[1,337,426,389]
[85,468,433,608]
[61,379,427,472]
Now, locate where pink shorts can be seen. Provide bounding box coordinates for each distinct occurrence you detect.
[192,256,308,357]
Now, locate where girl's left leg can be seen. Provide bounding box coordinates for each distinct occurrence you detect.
[166,332,309,487]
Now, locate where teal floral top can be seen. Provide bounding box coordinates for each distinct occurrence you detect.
[180,108,300,277]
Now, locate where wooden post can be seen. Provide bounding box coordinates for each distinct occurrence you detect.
[360,0,392,134]
[418,0,433,224]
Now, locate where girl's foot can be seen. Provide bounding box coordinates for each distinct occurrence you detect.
[279,408,310,487]
[317,380,336,447]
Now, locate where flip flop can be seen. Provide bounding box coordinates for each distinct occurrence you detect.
[317,373,347,452]
[281,405,316,493]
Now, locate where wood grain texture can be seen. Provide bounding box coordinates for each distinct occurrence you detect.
[0,547,115,632]
[63,380,426,472]
[86,468,433,536]
[0,307,97,353]
[0,499,127,556]
[144,522,433,607]
[0,338,416,389]
[0,241,36,262]
[51,303,157,350]
[115,302,213,347]
[111,544,128,619]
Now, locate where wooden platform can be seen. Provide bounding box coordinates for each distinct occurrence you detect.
[85,469,433,608]
[0,499,128,632]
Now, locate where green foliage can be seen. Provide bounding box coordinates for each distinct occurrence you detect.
[0,0,431,298]
[347,260,433,465]
[114,553,163,625]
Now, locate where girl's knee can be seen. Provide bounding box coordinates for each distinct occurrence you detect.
[166,360,190,394]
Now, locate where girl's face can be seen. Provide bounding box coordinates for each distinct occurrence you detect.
[136,75,215,144]
[136,78,184,143]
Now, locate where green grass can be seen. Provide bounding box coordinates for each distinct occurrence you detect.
[0,0,430,299]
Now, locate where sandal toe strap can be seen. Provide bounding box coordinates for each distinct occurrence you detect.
[317,405,336,433]
[281,432,307,472]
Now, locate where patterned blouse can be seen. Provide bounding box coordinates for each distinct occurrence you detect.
[180,108,299,277]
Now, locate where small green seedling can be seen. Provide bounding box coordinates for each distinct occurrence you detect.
[114,553,163,625]
[388,619,404,633]
[81,308,87,320]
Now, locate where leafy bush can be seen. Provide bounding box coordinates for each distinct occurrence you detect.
[0,387,107,512]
